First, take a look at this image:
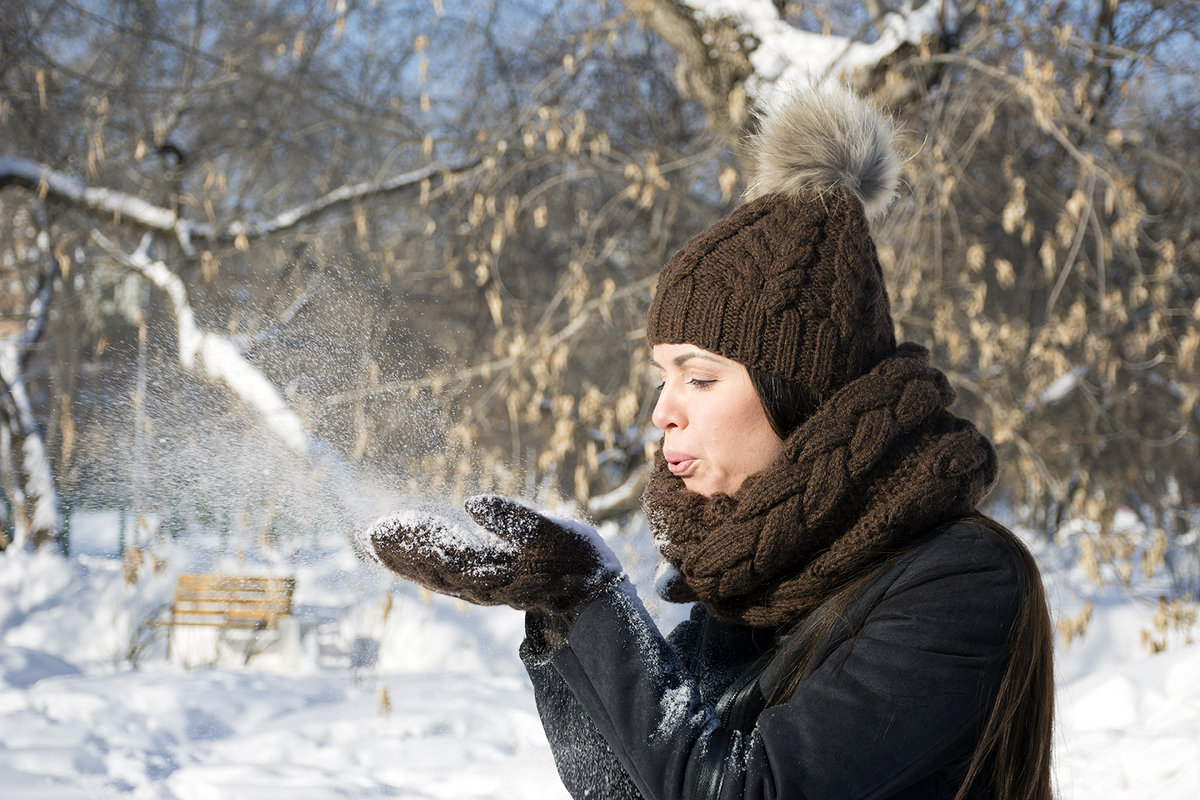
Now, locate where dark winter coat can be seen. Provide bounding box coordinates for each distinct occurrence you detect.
[522,519,1023,800]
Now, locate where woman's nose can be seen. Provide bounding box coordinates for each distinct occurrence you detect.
[651,385,683,431]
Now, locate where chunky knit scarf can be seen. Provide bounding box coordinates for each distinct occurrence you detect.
[643,343,999,628]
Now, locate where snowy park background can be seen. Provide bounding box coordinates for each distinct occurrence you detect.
[3,1,1200,798]
[2,502,1198,799]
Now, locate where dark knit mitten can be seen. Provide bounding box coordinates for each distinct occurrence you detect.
[367,495,622,628]
[366,508,514,607]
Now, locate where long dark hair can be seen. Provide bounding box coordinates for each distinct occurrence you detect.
[747,366,819,438]
[949,514,1055,800]
[747,369,1055,800]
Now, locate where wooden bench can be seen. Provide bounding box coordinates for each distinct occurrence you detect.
[164,573,297,662]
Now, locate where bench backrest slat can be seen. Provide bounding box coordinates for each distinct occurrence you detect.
[171,573,295,629]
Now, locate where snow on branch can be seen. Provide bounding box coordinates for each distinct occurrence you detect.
[1,155,182,243]
[679,0,957,99]
[17,262,57,368]
[0,249,63,549]
[93,232,310,457]
[1,155,484,257]
[0,321,62,550]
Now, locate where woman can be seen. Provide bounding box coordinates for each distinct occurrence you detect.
[367,84,1055,799]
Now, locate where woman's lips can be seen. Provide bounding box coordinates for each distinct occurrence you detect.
[663,449,698,477]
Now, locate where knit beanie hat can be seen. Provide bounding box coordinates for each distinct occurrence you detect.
[647,85,902,400]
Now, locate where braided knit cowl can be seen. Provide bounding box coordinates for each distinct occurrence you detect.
[643,342,999,628]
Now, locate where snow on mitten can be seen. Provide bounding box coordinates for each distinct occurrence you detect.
[365,508,518,607]
[462,494,623,622]
[366,495,622,627]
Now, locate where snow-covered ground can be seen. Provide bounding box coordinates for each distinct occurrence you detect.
[1,509,1197,799]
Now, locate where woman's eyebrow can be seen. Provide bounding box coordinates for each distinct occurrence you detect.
[674,351,723,367]
[650,351,725,369]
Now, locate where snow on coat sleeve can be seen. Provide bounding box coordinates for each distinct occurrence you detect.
[546,525,1023,800]
[526,657,646,799]
[523,614,645,799]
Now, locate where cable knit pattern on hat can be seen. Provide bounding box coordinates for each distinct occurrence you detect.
[648,187,897,396]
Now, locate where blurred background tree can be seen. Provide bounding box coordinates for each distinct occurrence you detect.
[1,0,1196,641]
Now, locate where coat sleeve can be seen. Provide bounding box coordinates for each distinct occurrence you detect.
[525,656,646,799]
[546,527,1023,800]
[523,612,646,799]
[522,606,708,799]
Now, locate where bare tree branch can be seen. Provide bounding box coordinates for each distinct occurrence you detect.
[587,462,651,520]
[92,231,311,456]
[319,274,657,410]
[0,155,486,256]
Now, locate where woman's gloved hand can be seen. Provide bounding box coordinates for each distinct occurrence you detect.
[366,494,623,627]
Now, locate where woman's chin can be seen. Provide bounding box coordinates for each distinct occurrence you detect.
[683,472,750,499]
[682,476,718,498]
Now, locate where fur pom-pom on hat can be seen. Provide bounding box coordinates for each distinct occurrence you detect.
[745,84,901,224]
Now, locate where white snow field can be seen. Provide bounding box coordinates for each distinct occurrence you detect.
[1,509,1198,799]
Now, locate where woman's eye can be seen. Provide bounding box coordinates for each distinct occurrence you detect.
[688,378,716,389]
[654,381,665,392]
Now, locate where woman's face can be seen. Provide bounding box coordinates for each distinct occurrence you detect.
[651,343,785,498]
